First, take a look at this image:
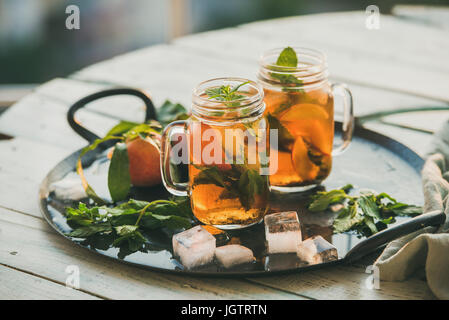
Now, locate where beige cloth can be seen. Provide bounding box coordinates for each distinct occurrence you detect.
[374,123,449,300]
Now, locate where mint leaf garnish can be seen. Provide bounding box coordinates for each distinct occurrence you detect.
[276,47,298,67]
[205,81,250,105]
[269,47,303,90]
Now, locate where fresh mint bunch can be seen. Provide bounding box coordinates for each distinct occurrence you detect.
[65,197,193,255]
[307,185,422,237]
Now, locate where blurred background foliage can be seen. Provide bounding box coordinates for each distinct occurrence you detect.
[0,0,448,84]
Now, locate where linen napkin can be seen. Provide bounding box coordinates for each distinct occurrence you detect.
[374,121,449,300]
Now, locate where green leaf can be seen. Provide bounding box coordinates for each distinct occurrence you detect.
[358,194,382,220]
[65,203,98,226]
[66,222,112,238]
[122,122,162,141]
[106,121,140,136]
[276,47,298,67]
[386,203,422,217]
[333,203,364,234]
[80,135,123,157]
[204,81,250,106]
[238,168,266,210]
[270,73,303,87]
[116,199,150,211]
[269,47,303,90]
[112,229,146,251]
[308,189,348,212]
[266,113,295,150]
[147,214,191,230]
[108,142,131,202]
[114,225,139,236]
[376,192,397,203]
[192,166,227,188]
[363,216,378,235]
[158,100,189,126]
[170,196,194,218]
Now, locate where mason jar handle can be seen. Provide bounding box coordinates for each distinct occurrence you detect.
[161,120,189,196]
[331,83,354,156]
[67,88,157,144]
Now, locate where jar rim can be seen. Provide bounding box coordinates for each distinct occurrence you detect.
[192,77,265,120]
[192,77,264,108]
[258,47,329,91]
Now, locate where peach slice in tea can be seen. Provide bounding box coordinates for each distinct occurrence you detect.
[291,136,319,181]
[279,103,329,122]
[283,119,333,155]
[301,88,330,106]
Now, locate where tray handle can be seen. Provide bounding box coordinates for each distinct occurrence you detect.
[67,88,157,143]
[344,210,446,263]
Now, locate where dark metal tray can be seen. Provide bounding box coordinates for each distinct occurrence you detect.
[38,88,445,277]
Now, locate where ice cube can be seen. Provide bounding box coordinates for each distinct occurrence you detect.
[172,225,216,269]
[264,211,302,253]
[215,244,255,268]
[297,235,338,264]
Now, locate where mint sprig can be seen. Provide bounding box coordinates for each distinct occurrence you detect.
[269,46,303,90]
[205,81,250,106]
[308,185,422,237]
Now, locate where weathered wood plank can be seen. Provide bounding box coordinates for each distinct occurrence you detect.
[0,208,304,300]
[0,265,100,300]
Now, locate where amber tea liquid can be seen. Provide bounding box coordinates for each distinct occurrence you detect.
[264,86,334,188]
[187,117,269,228]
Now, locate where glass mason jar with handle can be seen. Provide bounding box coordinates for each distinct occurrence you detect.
[258,47,354,192]
[161,78,271,230]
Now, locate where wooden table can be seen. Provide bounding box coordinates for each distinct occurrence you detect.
[1,9,448,300]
